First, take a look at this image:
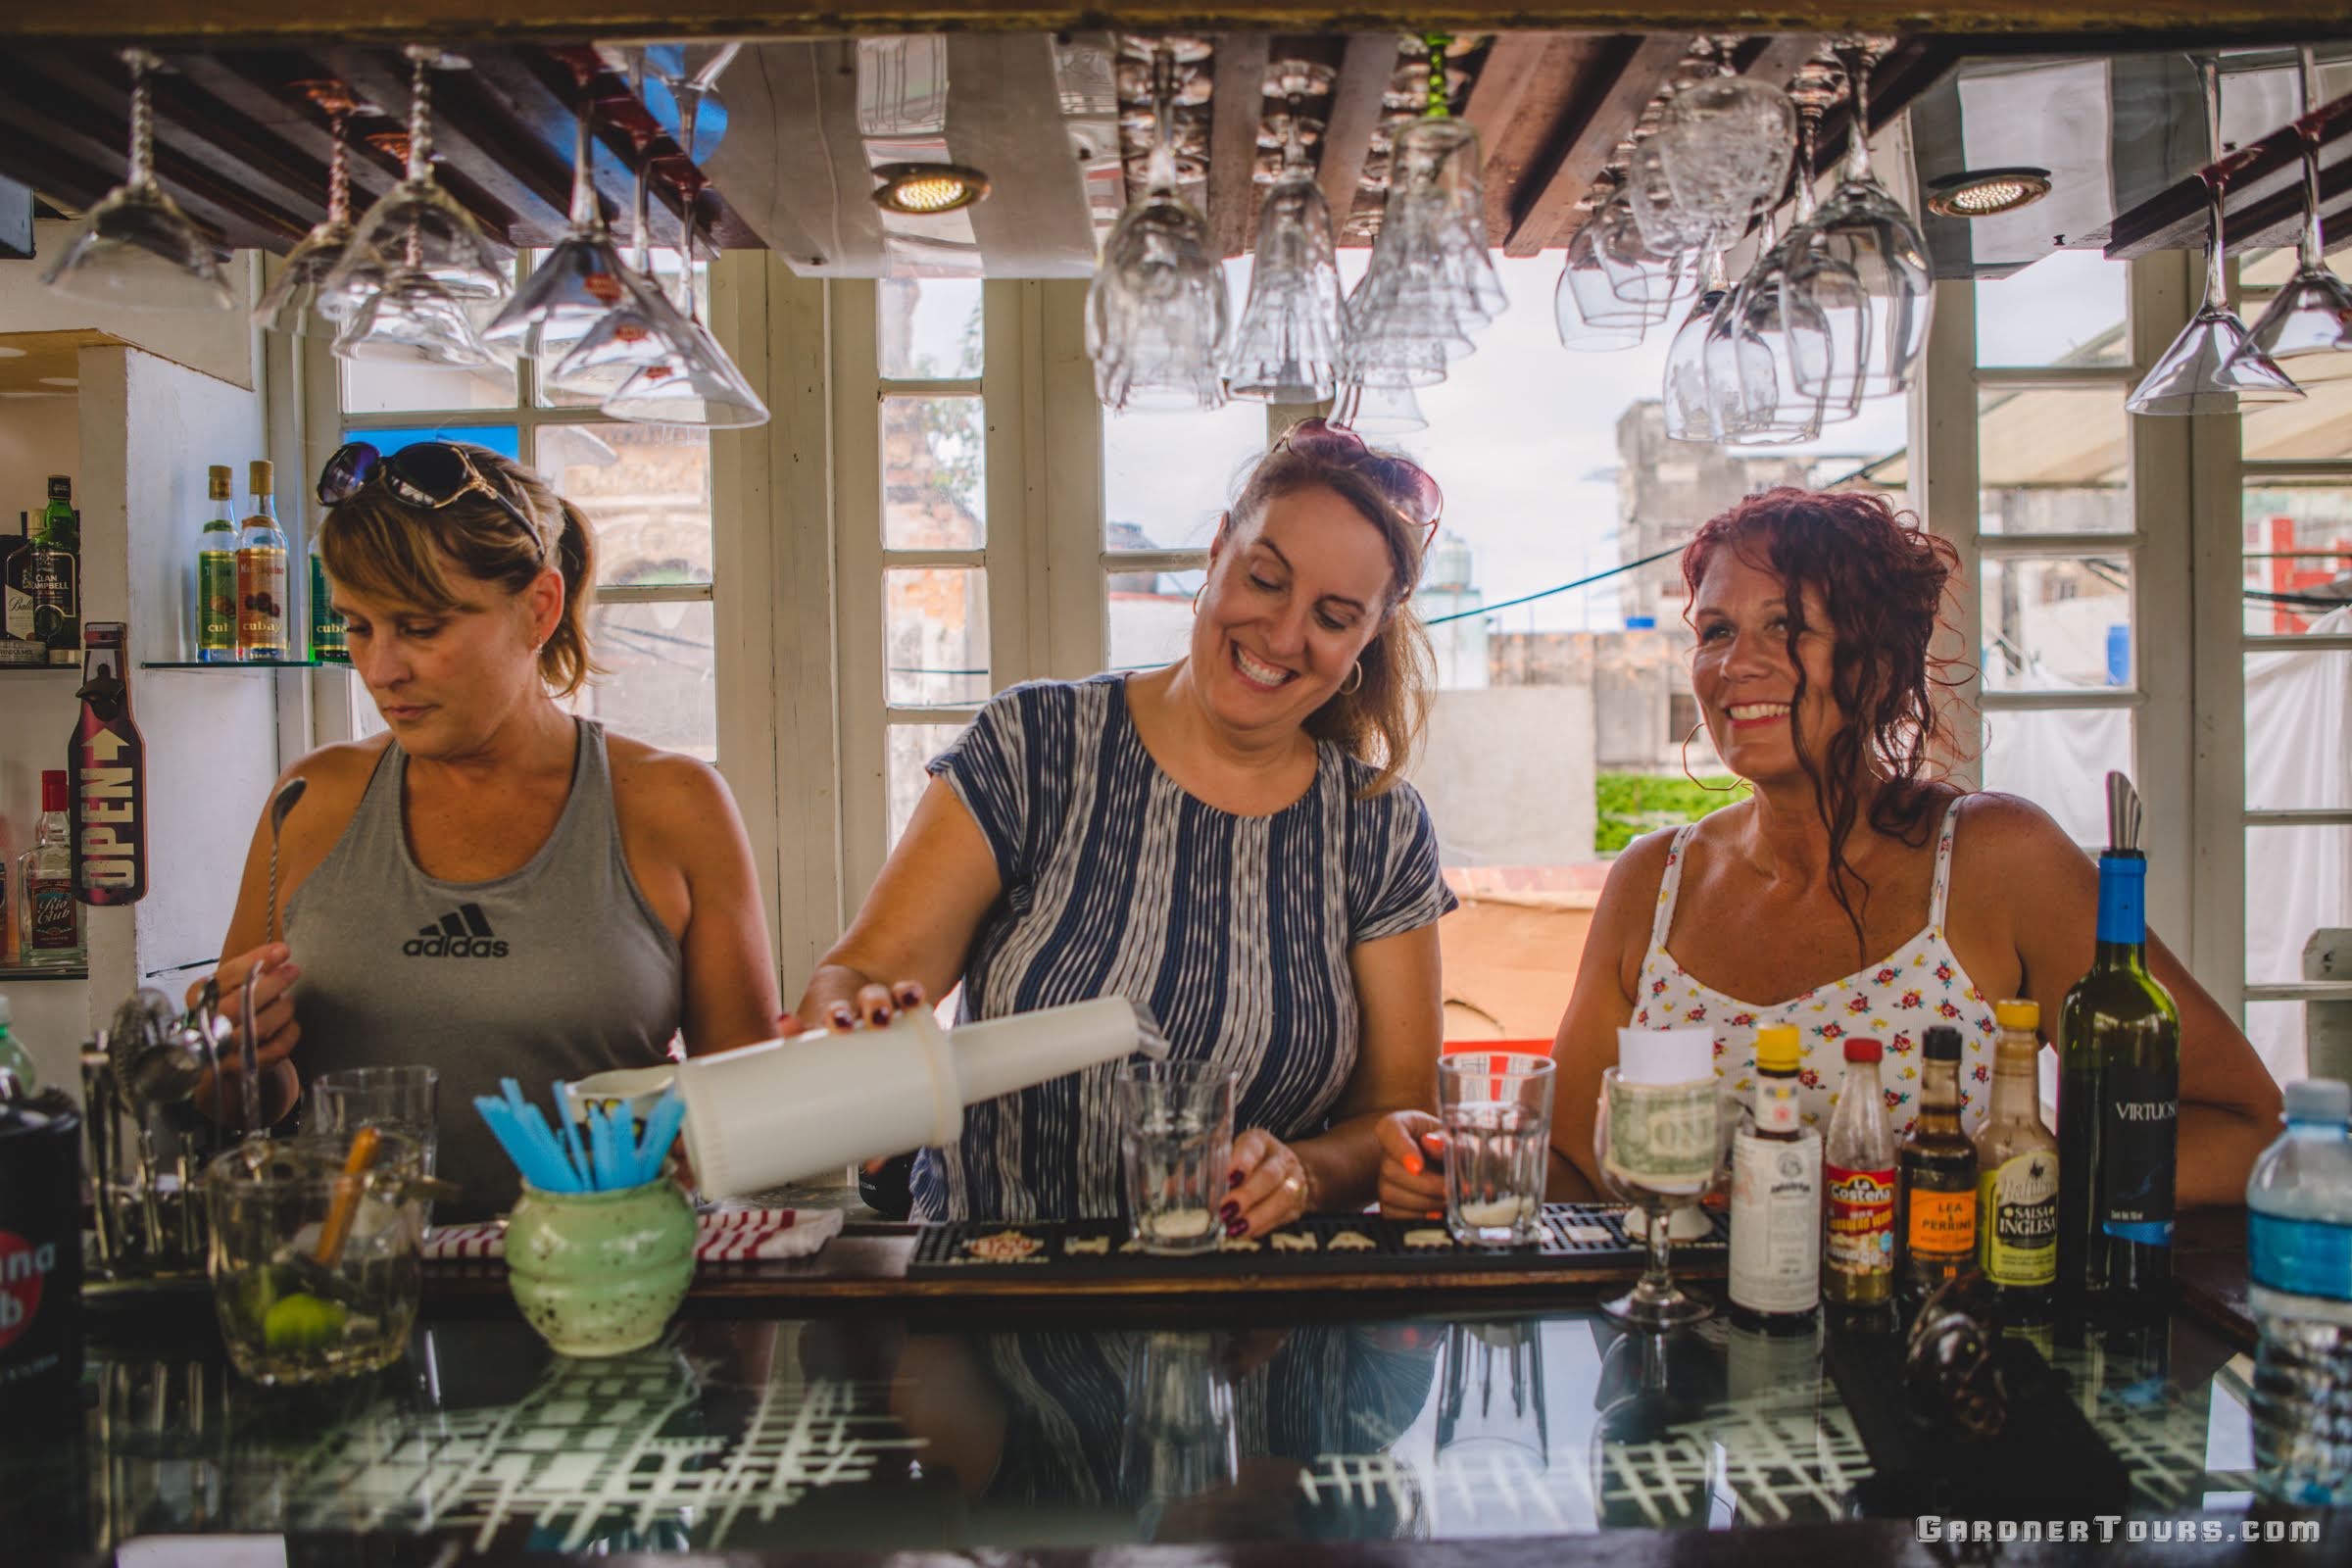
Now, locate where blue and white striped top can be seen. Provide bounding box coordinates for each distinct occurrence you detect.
[911,674,1457,1223]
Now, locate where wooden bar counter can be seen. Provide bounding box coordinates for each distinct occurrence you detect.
[5,1209,2342,1565]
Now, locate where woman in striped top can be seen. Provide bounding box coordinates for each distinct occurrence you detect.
[795,421,1455,1237]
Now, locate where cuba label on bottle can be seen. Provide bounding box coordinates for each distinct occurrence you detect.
[1979,1152,2058,1287]
[309,554,347,662]
[1824,1163,1895,1280]
[199,549,238,654]
[2100,1065,2178,1245]
[237,547,288,656]
[1730,1132,1821,1313]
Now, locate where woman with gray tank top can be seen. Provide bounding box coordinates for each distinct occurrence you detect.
[190,442,783,1220]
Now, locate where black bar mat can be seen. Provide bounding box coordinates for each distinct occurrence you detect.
[907,1203,1729,1277]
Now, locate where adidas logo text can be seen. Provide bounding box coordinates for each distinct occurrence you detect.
[402,903,512,958]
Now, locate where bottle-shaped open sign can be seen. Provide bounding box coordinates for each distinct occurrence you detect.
[70,620,146,906]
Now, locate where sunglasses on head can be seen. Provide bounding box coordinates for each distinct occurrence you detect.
[1275,416,1444,547]
[317,441,542,549]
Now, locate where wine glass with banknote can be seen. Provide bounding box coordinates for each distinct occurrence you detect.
[1592,1067,1731,1326]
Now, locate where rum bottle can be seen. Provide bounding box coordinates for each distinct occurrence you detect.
[197,464,238,662]
[308,521,346,662]
[1823,1037,1896,1307]
[71,622,146,906]
[1976,1000,2059,1314]
[13,771,81,966]
[2059,772,2180,1302]
[236,460,289,661]
[29,476,77,666]
[1730,1023,1821,1330]
[1899,1025,1978,1295]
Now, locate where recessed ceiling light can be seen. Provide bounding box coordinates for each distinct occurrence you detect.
[871,163,992,217]
[1927,168,2053,220]
[39,376,78,388]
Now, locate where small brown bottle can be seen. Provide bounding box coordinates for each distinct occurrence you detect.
[1899,1025,1978,1295]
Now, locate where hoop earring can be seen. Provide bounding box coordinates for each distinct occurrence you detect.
[1191,583,1204,614]
[1680,719,1738,792]
[1340,661,1364,696]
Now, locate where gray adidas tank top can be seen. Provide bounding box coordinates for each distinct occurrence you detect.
[285,719,684,1219]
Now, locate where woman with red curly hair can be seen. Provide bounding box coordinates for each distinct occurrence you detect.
[1375,487,2278,1217]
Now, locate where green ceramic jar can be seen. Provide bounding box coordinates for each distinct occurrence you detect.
[506,1178,696,1357]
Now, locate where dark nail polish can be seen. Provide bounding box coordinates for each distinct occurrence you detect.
[830,1006,855,1029]
[1219,1200,1239,1221]
[1225,1218,1248,1238]
[894,985,922,1007]
[870,1005,892,1026]
[1227,1169,1245,1189]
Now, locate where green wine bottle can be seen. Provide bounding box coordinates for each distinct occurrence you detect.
[2057,772,2180,1302]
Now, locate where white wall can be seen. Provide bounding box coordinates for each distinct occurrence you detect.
[1410,686,1599,868]
[0,220,255,393]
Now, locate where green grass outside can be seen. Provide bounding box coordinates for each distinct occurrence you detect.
[1595,771,1745,854]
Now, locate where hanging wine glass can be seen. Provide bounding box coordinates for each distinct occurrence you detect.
[2229,46,2352,368]
[254,82,375,332]
[43,49,234,313]
[2130,57,2304,416]
[601,169,767,428]
[1784,35,1934,402]
[324,47,513,315]
[1592,177,1692,310]
[1625,50,1722,263]
[1662,250,1733,441]
[1087,38,1230,412]
[1332,376,1427,435]
[481,81,632,362]
[1225,62,1346,403]
[1656,36,1796,248]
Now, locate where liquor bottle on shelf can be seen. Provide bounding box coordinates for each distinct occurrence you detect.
[1730,1023,1821,1331]
[197,464,238,662]
[1823,1037,1897,1309]
[2246,1078,2352,1504]
[1976,1001,2059,1315]
[236,460,289,661]
[308,515,347,663]
[71,622,146,906]
[13,772,82,967]
[0,514,41,666]
[1899,1026,1978,1296]
[29,477,78,666]
[2059,771,2180,1303]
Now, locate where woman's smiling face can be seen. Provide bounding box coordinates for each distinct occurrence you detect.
[1688,548,1843,785]
[1188,482,1397,739]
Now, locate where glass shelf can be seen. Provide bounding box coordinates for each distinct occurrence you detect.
[0,962,88,981]
[140,659,346,670]
[0,663,76,673]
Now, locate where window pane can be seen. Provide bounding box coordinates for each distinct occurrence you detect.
[1107,564,1201,674]
[2240,248,2352,290]
[1983,706,2132,846]
[1978,386,2131,534]
[341,358,515,416]
[886,722,967,849]
[878,276,984,380]
[2245,824,2351,1080]
[535,250,710,409]
[2242,1002,2308,1092]
[2243,482,2352,635]
[340,423,521,463]
[885,566,989,707]
[563,598,716,761]
[883,396,985,549]
[536,422,711,586]
[1975,250,2128,368]
[2243,358,2352,463]
[2246,650,2350,810]
[1980,554,2134,692]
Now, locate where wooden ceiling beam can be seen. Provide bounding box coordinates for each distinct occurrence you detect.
[2106,93,2352,260]
[313,47,563,242]
[1463,32,1612,247]
[1502,33,1686,258]
[181,52,408,212]
[1207,32,1272,259]
[1314,33,1396,234]
[3,4,2346,49]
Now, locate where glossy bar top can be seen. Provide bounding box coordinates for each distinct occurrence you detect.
[0,1284,2287,1561]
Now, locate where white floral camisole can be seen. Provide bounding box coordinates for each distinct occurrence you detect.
[1631,799,2000,1140]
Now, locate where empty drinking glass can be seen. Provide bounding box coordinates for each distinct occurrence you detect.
[1118,1059,1235,1254]
[326,48,513,317]
[308,1066,439,1176]
[2229,48,2352,371]
[1225,74,1345,406]
[1656,45,1795,247]
[253,84,373,334]
[42,49,233,313]
[1439,1051,1556,1247]
[1121,1330,1239,1537]
[482,90,633,363]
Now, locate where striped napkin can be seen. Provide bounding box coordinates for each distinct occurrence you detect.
[422,1205,845,1263]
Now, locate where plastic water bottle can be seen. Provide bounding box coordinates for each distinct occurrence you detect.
[2246,1077,2352,1504]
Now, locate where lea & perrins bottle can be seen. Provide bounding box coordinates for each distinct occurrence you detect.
[2058,772,2180,1303]
[1899,1026,1979,1295]
[1823,1037,1896,1307]
[1729,1023,1822,1330]
[1975,1000,2059,1313]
